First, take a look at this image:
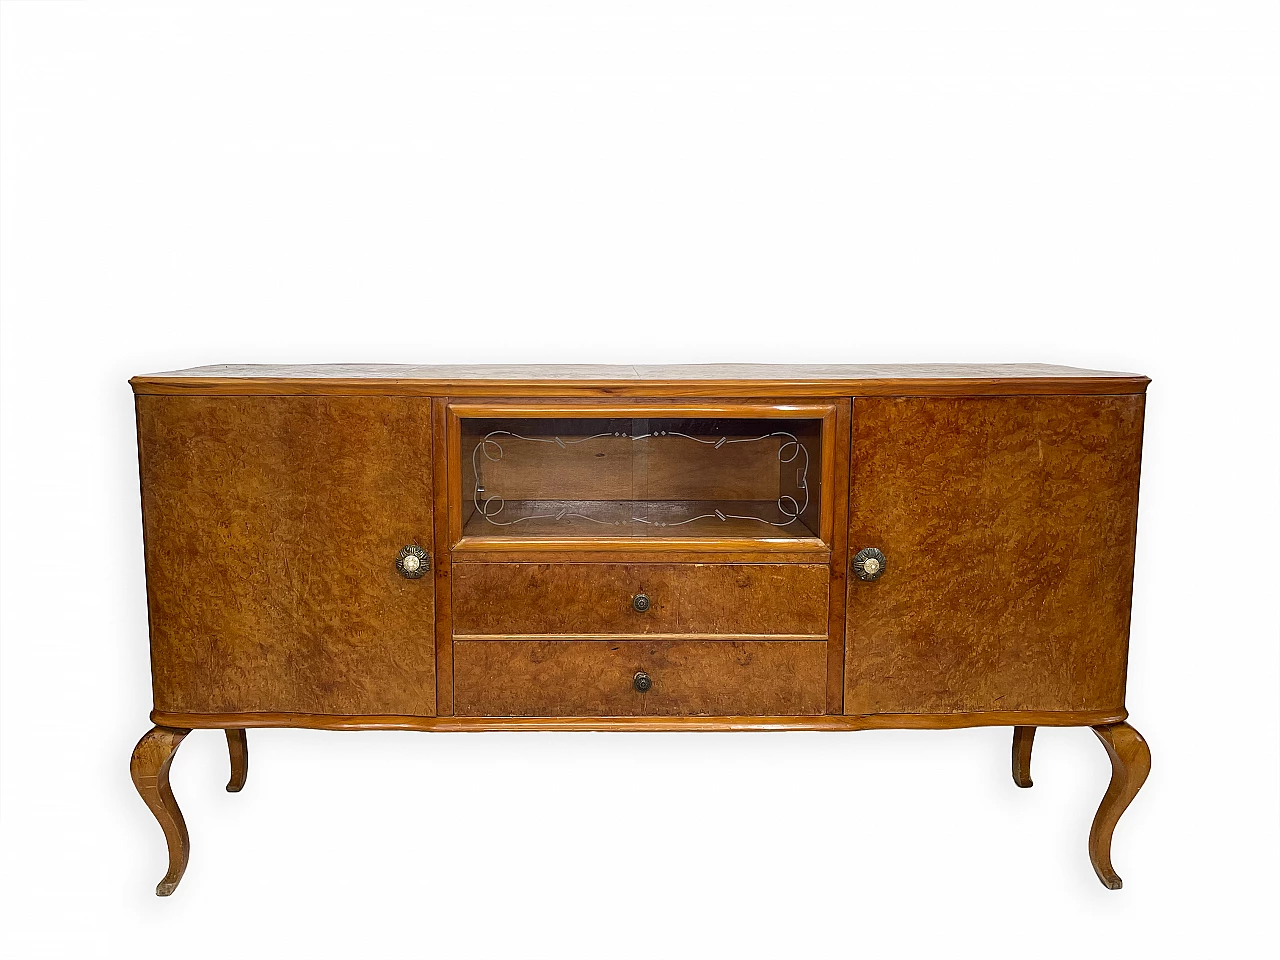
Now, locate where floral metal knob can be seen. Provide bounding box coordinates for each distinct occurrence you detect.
[633,671,653,693]
[395,544,430,580]
[853,547,887,582]
[632,593,651,613]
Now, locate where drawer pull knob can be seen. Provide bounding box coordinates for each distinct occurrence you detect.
[633,671,653,693]
[853,547,887,582]
[395,544,430,579]
[632,593,651,613]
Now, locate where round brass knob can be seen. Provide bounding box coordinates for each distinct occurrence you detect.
[632,593,651,613]
[853,547,886,582]
[395,544,430,579]
[633,671,653,693]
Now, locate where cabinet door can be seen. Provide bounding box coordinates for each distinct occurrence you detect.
[845,396,1144,715]
[137,396,436,716]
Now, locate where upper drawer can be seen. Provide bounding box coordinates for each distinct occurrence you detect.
[452,562,829,636]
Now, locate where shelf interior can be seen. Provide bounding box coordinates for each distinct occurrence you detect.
[461,498,822,540]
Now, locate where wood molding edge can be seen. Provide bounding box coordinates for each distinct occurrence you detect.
[152,708,1127,732]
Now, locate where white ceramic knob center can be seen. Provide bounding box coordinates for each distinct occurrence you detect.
[862,557,881,576]
[401,554,420,573]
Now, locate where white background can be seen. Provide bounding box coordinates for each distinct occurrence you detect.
[2,3,1278,958]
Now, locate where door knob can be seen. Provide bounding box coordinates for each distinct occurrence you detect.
[633,671,653,693]
[395,544,430,579]
[632,593,651,613]
[853,547,886,581]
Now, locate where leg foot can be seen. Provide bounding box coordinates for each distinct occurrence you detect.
[1012,726,1036,788]
[1089,722,1151,890]
[130,725,191,896]
[225,729,248,793]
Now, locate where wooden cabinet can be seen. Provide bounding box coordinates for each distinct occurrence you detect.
[129,364,1151,894]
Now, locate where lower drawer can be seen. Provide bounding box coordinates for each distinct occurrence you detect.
[453,639,827,717]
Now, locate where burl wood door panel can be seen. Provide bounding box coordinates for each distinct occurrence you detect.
[137,396,436,716]
[454,639,827,716]
[845,396,1144,715]
[452,563,829,637]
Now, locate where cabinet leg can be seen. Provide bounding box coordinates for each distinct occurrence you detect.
[225,729,248,793]
[1089,722,1151,890]
[130,725,192,896]
[1012,726,1036,788]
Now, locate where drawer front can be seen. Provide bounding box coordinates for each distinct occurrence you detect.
[454,639,827,716]
[452,563,829,636]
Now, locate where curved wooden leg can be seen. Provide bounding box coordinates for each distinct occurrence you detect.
[1089,722,1151,890]
[225,729,248,793]
[130,725,191,896]
[1012,726,1036,788]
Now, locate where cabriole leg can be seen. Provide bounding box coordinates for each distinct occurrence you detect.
[1089,722,1151,890]
[225,729,248,793]
[1012,726,1036,788]
[130,725,192,896]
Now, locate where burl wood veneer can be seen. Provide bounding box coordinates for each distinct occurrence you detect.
[130,363,1151,894]
[454,639,827,717]
[845,396,1144,715]
[136,396,437,716]
[452,562,829,636]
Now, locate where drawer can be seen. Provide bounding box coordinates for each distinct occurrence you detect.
[453,639,827,717]
[452,563,829,636]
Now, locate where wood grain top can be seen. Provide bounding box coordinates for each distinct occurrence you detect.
[131,363,1148,397]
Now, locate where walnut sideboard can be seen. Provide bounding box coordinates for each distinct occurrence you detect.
[130,363,1151,894]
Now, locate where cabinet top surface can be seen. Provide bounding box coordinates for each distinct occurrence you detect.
[132,363,1148,397]
[141,362,1139,380]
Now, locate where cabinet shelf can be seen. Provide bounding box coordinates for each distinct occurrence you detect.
[460,498,823,540]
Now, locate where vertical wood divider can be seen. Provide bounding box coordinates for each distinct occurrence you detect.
[432,397,454,715]
[826,398,852,714]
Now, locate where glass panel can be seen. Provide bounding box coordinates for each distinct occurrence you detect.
[460,416,823,540]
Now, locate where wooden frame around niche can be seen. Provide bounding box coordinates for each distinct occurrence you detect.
[444,400,842,556]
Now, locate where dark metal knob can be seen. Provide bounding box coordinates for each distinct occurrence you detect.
[852,547,886,582]
[633,671,652,693]
[395,544,430,579]
[632,593,651,613]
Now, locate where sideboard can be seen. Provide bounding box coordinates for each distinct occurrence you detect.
[130,363,1150,894]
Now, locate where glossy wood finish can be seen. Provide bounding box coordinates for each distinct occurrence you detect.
[432,398,455,716]
[454,549,832,564]
[826,400,852,713]
[136,396,437,716]
[130,363,1150,398]
[225,729,248,793]
[845,396,1145,715]
[454,639,826,716]
[130,726,191,896]
[454,536,828,556]
[1012,726,1036,788]
[151,708,1127,732]
[1089,722,1151,889]
[452,563,829,636]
